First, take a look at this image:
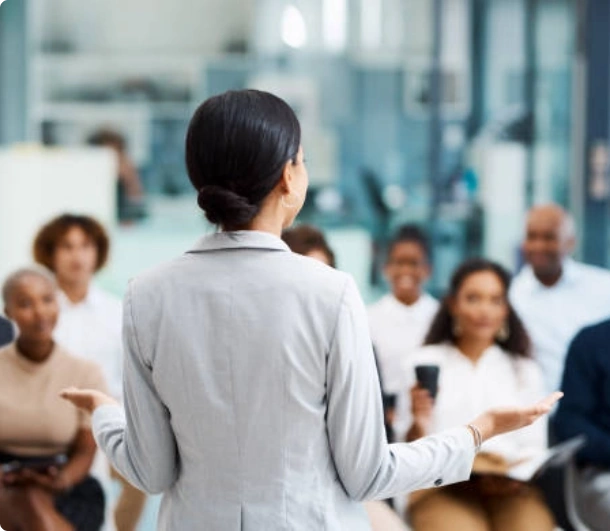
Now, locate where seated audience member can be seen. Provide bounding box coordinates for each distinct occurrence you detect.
[395,258,554,531]
[554,319,610,531]
[510,204,610,393]
[0,315,13,347]
[281,224,336,267]
[33,214,147,531]
[0,267,107,531]
[368,225,439,434]
[87,129,146,223]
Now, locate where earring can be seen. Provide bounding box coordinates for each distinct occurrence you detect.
[496,322,509,342]
[452,321,463,337]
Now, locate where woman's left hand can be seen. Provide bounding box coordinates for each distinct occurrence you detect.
[16,467,71,493]
[469,392,563,441]
[2,469,31,488]
[60,387,118,414]
[2,467,69,493]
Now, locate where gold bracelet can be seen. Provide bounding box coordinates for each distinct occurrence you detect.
[466,424,482,453]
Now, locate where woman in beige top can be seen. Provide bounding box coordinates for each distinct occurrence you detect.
[0,267,107,531]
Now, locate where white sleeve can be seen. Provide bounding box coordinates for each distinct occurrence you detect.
[92,281,179,493]
[392,357,417,443]
[326,276,475,501]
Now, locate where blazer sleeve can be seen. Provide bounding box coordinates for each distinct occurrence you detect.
[91,281,179,493]
[325,276,475,501]
[554,327,610,466]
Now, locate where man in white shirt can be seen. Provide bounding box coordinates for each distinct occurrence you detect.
[368,225,439,407]
[33,213,146,531]
[510,204,610,394]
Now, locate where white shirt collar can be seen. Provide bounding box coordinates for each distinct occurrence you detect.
[57,285,103,309]
[518,257,580,292]
[384,293,434,314]
[444,342,506,366]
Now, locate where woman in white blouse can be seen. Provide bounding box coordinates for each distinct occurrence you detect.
[396,258,555,531]
[33,214,147,531]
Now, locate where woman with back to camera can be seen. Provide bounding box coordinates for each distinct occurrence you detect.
[61,90,561,530]
[395,259,555,530]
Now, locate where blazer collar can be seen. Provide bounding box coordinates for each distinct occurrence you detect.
[187,230,290,254]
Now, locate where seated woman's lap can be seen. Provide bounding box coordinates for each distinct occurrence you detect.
[408,481,555,531]
[486,486,555,531]
[0,484,74,531]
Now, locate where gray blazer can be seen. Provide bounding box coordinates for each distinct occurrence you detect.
[92,231,474,530]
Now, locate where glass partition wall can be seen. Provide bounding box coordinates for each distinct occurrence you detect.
[9,0,580,297]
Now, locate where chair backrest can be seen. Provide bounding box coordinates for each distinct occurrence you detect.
[564,460,592,531]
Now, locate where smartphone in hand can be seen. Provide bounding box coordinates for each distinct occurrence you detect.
[415,364,440,399]
[1,454,68,475]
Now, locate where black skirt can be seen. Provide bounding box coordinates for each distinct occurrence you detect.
[0,451,105,531]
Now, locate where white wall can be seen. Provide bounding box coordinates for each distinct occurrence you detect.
[0,147,116,284]
[478,142,527,270]
[36,0,253,53]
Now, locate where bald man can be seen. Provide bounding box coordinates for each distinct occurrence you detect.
[510,204,610,393]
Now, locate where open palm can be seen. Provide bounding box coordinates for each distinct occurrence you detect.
[60,387,118,413]
[472,392,563,441]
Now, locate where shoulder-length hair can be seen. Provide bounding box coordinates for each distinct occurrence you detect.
[424,258,531,358]
[33,214,110,273]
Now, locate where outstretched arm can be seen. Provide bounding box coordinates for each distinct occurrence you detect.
[325,276,561,501]
[62,282,179,494]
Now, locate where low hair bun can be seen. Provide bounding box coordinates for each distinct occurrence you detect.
[197,185,258,227]
[186,90,301,229]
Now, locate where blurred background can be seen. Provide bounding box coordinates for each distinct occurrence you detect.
[3,0,610,528]
[0,0,606,299]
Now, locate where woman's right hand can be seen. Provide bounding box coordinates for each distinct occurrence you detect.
[60,387,118,414]
[410,384,435,434]
[469,392,563,442]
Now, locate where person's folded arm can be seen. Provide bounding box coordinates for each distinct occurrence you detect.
[60,428,98,488]
[92,281,179,494]
[554,329,610,467]
[325,276,475,502]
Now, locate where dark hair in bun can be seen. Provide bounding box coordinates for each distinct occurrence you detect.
[186,89,301,230]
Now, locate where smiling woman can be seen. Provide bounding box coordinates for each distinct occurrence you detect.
[368,224,439,398]
[394,258,555,531]
[0,267,107,531]
[32,213,148,530]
